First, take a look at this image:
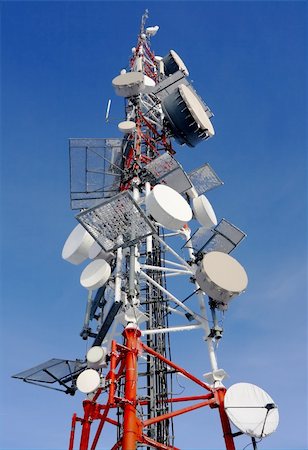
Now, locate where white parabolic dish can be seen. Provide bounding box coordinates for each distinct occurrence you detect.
[179,84,215,136]
[87,346,106,368]
[80,259,111,290]
[89,241,114,262]
[146,184,192,230]
[169,50,189,76]
[192,195,217,229]
[224,383,279,438]
[76,369,100,394]
[62,224,94,265]
[112,72,145,97]
[196,251,248,303]
[118,121,136,134]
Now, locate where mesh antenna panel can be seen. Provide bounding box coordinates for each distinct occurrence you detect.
[12,359,86,395]
[185,218,246,255]
[76,191,156,252]
[145,152,192,194]
[69,138,123,210]
[188,163,223,196]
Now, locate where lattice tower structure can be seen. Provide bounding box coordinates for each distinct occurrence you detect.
[117,21,175,447]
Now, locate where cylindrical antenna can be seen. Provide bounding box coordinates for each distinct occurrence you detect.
[105,99,111,122]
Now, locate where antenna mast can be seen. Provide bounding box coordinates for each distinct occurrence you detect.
[13,10,279,450]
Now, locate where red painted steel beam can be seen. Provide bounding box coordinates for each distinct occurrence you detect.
[142,343,212,392]
[215,388,236,450]
[143,398,216,427]
[141,434,180,450]
[122,326,141,450]
[69,413,77,450]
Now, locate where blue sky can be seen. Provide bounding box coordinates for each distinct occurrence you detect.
[0,1,307,449]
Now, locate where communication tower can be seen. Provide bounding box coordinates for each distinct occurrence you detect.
[13,11,279,450]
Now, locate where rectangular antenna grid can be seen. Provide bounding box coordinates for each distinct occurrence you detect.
[188,163,223,195]
[12,359,85,384]
[145,152,192,193]
[185,219,246,255]
[76,191,156,252]
[69,138,123,210]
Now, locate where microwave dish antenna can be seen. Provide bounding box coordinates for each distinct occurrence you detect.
[162,83,214,147]
[224,383,279,438]
[13,10,278,450]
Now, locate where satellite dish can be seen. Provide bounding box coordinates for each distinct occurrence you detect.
[112,72,145,97]
[76,368,100,394]
[62,224,95,265]
[118,120,136,134]
[224,383,279,438]
[89,241,114,263]
[192,195,217,229]
[80,259,112,290]
[146,184,192,230]
[163,50,189,77]
[162,84,215,147]
[195,251,248,303]
[86,346,107,369]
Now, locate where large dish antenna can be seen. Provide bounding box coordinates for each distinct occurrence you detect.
[162,84,214,147]
[146,184,192,230]
[162,50,189,77]
[62,224,94,265]
[224,383,279,438]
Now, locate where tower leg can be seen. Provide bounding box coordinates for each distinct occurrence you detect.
[122,325,141,450]
[79,401,93,450]
[216,388,235,450]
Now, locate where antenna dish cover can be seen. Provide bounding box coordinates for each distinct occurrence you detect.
[112,72,145,97]
[62,224,94,265]
[87,346,106,369]
[76,369,100,394]
[192,195,217,229]
[224,383,279,438]
[196,251,248,303]
[146,184,192,230]
[118,121,136,134]
[162,84,214,147]
[89,241,114,262]
[163,50,189,77]
[80,259,111,290]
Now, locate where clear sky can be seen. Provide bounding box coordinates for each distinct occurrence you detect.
[0,1,307,449]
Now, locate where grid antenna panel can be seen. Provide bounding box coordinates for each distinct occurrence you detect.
[76,191,156,252]
[69,138,123,210]
[188,163,223,196]
[12,358,86,394]
[185,218,246,256]
[144,152,192,193]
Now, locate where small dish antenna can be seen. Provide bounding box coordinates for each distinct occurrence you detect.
[112,72,145,97]
[118,120,136,134]
[192,195,218,229]
[195,251,248,304]
[224,383,279,438]
[146,184,192,230]
[86,346,107,369]
[88,241,114,262]
[62,224,94,265]
[80,259,112,290]
[76,368,101,394]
